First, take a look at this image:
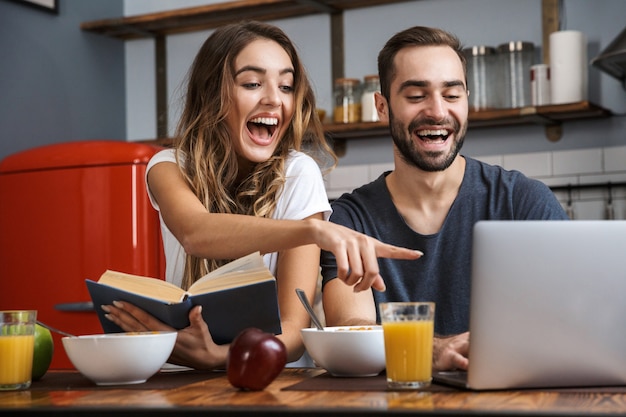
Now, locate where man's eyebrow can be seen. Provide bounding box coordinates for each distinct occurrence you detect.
[397,79,465,93]
[398,80,429,90]
[444,80,465,88]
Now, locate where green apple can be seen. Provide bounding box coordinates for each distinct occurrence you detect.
[32,324,54,381]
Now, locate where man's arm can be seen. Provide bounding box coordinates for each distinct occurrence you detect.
[322,278,377,327]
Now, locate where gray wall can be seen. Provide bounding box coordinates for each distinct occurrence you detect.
[124,0,626,167]
[337,0,626,165]
[0,0,125,160]
[1,0,625,164]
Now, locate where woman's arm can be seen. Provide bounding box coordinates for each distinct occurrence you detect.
[149,162,422,292]
[272,214,323,362]
[101,212,326,368]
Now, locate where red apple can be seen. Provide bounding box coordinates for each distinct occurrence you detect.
[227,327,287,391]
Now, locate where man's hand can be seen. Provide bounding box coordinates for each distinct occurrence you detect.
[432,332,469,371]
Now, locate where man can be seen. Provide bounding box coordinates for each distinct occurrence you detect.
[320,26,568,371]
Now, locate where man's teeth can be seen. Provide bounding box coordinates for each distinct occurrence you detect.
[250,117,278,125]
[417,129,448,137]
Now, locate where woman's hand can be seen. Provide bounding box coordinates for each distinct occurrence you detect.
[432,332,470,371]
[101,302,229,370]
[311,219,423,292]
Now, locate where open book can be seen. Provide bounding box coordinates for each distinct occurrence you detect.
[86,252,282,345]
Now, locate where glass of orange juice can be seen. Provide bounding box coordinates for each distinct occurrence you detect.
[0,310,37,391]
[379,302,435,390]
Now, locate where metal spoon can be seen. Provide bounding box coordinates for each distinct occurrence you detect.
[295,288,325,331]
[36,320,77,338]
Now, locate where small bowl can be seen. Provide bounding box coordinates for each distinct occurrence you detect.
[301,325,385,377]
[62,331,177,385]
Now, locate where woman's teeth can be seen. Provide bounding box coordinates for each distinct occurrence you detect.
[249,117,278,125]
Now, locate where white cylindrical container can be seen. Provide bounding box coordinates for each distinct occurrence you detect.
[549,30,588,105]
[361,75,380,122]
[531,64,551,106]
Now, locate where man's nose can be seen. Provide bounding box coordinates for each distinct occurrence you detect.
[423,95,446,121]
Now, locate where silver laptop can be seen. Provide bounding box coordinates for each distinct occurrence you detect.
[434,220,626,390]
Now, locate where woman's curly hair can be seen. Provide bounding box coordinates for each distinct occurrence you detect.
[173,21,336,290]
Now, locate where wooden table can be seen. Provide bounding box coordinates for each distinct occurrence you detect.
[1,368,626,416]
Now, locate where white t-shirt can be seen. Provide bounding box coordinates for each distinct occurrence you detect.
[146,148,332,287]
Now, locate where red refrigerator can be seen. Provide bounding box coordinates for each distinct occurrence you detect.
[0,140,165,369]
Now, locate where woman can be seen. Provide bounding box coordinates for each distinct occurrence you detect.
[103,21,421,370]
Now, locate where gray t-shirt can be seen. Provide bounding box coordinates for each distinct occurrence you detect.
[320,156,569,335]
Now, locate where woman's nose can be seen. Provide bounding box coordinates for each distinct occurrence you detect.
[261,85,281,106]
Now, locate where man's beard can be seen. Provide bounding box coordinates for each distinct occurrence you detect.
[389,109,467,172]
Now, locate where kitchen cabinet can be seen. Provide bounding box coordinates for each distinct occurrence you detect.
[80,0,612,152]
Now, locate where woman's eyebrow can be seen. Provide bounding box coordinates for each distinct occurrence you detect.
[235,66,295,77]
[235,65,265,76]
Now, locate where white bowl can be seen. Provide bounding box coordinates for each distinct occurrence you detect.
[301,325,385,377]
[62,331,177,385]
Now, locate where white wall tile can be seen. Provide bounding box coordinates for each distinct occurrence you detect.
[473,155,503,167]
[579,173,626,185]
[324,147,626,221]
[538,176,579,187]
[327,189,349,200]
[502,152,551,177]
[553,148,603,176]
[603,146,626,173]
[572,200,608,220]
[327,164,369,191]
[369,163,394,181]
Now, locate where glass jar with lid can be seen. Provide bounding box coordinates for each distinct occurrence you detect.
[361,75,381,122]
[463,46,498,111]
[497,41,535,109]
[333,78,362,123]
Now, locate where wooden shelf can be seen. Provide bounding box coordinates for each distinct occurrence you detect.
[324,101,611,140]
[80,0,414,40]
[84,1,612,151]
[140,101,611,152]
[81,0,415,138]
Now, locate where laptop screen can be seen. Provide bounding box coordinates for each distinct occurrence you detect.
[463,220,626,390]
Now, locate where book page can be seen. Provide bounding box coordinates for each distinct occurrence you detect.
[203,251,265,278]
[188,266,274,295]
[98,270,187,303]
[188,252,274,295]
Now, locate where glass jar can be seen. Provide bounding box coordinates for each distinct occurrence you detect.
[360,75,380,122]
[333,78,362,123]
[497,41,535,109]
[463,46,498,111]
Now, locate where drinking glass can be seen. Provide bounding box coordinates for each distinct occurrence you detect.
[0,310,37,390]
[380,302,434,390]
